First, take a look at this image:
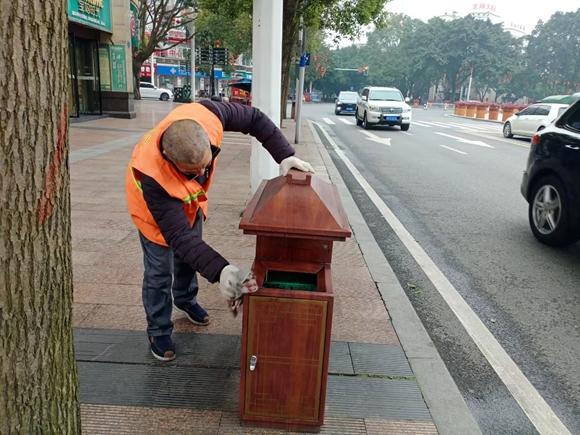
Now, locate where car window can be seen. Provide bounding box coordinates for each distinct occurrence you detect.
[140,83,153,88]
[368,89,403,101]
[519,106,535,116]
[535,105,550,116]
[557,107,568,117]
[564,105,580,132]
[339,91,359,101]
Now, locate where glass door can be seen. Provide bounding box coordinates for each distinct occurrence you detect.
[74,37,102,115]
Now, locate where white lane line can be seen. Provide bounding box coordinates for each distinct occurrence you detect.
[446,121,499,132]
[323,117,336,125]
[436,132,494,148]
[403,132,414,136]
[440,145,467,155]
[420,121,452,129]
[338,118,354,125]
[413,121,432,128]
[313,120,572,435]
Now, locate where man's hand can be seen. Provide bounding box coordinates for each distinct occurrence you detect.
[280,156,315,176]
[219,265,258,300]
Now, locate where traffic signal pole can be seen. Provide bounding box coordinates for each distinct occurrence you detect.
[294,18,305,144]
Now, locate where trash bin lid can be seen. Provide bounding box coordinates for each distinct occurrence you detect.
[239,170,351,240]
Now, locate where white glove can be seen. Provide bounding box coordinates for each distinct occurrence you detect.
[279,156,315,176]
[219,265,258,300]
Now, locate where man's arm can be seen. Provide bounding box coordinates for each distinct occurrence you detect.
[140,173,228,283]
[199,100,295,163]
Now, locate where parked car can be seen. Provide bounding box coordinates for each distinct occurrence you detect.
[355,86,412,130]
[139,82,173,101]
[503,103,569,139]
[334,91,359,115]
[521,99,580,246]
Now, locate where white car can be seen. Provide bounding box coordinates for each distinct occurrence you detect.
[355,86,412,131]
[503,103,569,138]
[139,82,174,101]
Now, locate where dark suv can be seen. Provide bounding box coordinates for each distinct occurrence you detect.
[521,99,580,246]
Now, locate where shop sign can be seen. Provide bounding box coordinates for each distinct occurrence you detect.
[68,0,112,32]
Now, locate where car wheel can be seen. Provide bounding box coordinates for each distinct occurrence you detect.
[401,124,410,131]
[355,109,362,126]
[335,109,340,115]
[503,122,513,138]
[160,93,169,101]
[363,112,370,130]
[528,175,580,246]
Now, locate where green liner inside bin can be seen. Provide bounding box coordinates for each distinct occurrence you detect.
[264,270,318,291]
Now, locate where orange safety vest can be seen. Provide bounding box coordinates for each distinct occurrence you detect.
[126,103,224,246]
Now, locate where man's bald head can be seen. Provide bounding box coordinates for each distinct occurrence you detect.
[161,119,210,165]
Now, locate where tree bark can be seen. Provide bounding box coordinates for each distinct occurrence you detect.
[133,57,144,99]
[0,1,80,433]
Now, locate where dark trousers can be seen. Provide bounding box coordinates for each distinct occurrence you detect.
[138,213,202,337]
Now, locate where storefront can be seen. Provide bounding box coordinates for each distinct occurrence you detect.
[68,0,133,118]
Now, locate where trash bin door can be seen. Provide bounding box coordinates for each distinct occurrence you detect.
[243,295,328,423]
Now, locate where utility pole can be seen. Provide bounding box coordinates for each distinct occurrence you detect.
[249,0,283,192]
[294,17,306,144]
[466,65,474,101]
[190,22,196,101]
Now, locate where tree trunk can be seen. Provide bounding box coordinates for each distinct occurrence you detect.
[133,57,143,99]
[280,0,301,125]
[0,1,80,433]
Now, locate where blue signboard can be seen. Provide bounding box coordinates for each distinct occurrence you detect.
[156,65,208,78]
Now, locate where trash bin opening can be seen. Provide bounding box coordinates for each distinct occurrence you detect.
[264,270,318,291]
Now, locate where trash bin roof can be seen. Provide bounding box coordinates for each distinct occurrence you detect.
[239,170,351,240]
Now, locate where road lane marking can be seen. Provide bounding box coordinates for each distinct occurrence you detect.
[338,118,354,125]
[413,121,432,127]
[361,130,391,146]
[312,120,572,435]
[420,121,452,129]
[440,145,467,155]
[436,132,494,148]
[323,117,335,125]
[446,121,500,132]
[403,132,413,136]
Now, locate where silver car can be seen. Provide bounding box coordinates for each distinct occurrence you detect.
[503,103,569,138]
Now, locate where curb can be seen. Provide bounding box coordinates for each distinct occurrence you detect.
[307,120,482,435]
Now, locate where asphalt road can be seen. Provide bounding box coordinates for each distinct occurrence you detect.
[304,103,580,434]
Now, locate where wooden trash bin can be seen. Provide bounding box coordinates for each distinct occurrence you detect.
[238,170,351,432]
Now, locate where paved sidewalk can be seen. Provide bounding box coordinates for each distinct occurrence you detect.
[71,100,439,434]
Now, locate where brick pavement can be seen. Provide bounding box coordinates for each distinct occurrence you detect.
[70,100,438,434]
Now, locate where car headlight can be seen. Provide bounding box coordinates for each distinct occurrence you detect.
[369,105,379,112]
[403,107,411,112]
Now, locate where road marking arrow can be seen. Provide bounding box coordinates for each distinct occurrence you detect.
[361,130,391,146]
[436,132,494,148]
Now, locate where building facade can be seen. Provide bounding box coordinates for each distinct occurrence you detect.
[68,0,135,118]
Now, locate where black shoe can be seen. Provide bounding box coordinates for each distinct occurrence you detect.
[174,303,210,325]
[149,335,176,362]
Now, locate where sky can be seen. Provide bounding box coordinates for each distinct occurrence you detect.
[387,0,578,34]
[332,0,578,47]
